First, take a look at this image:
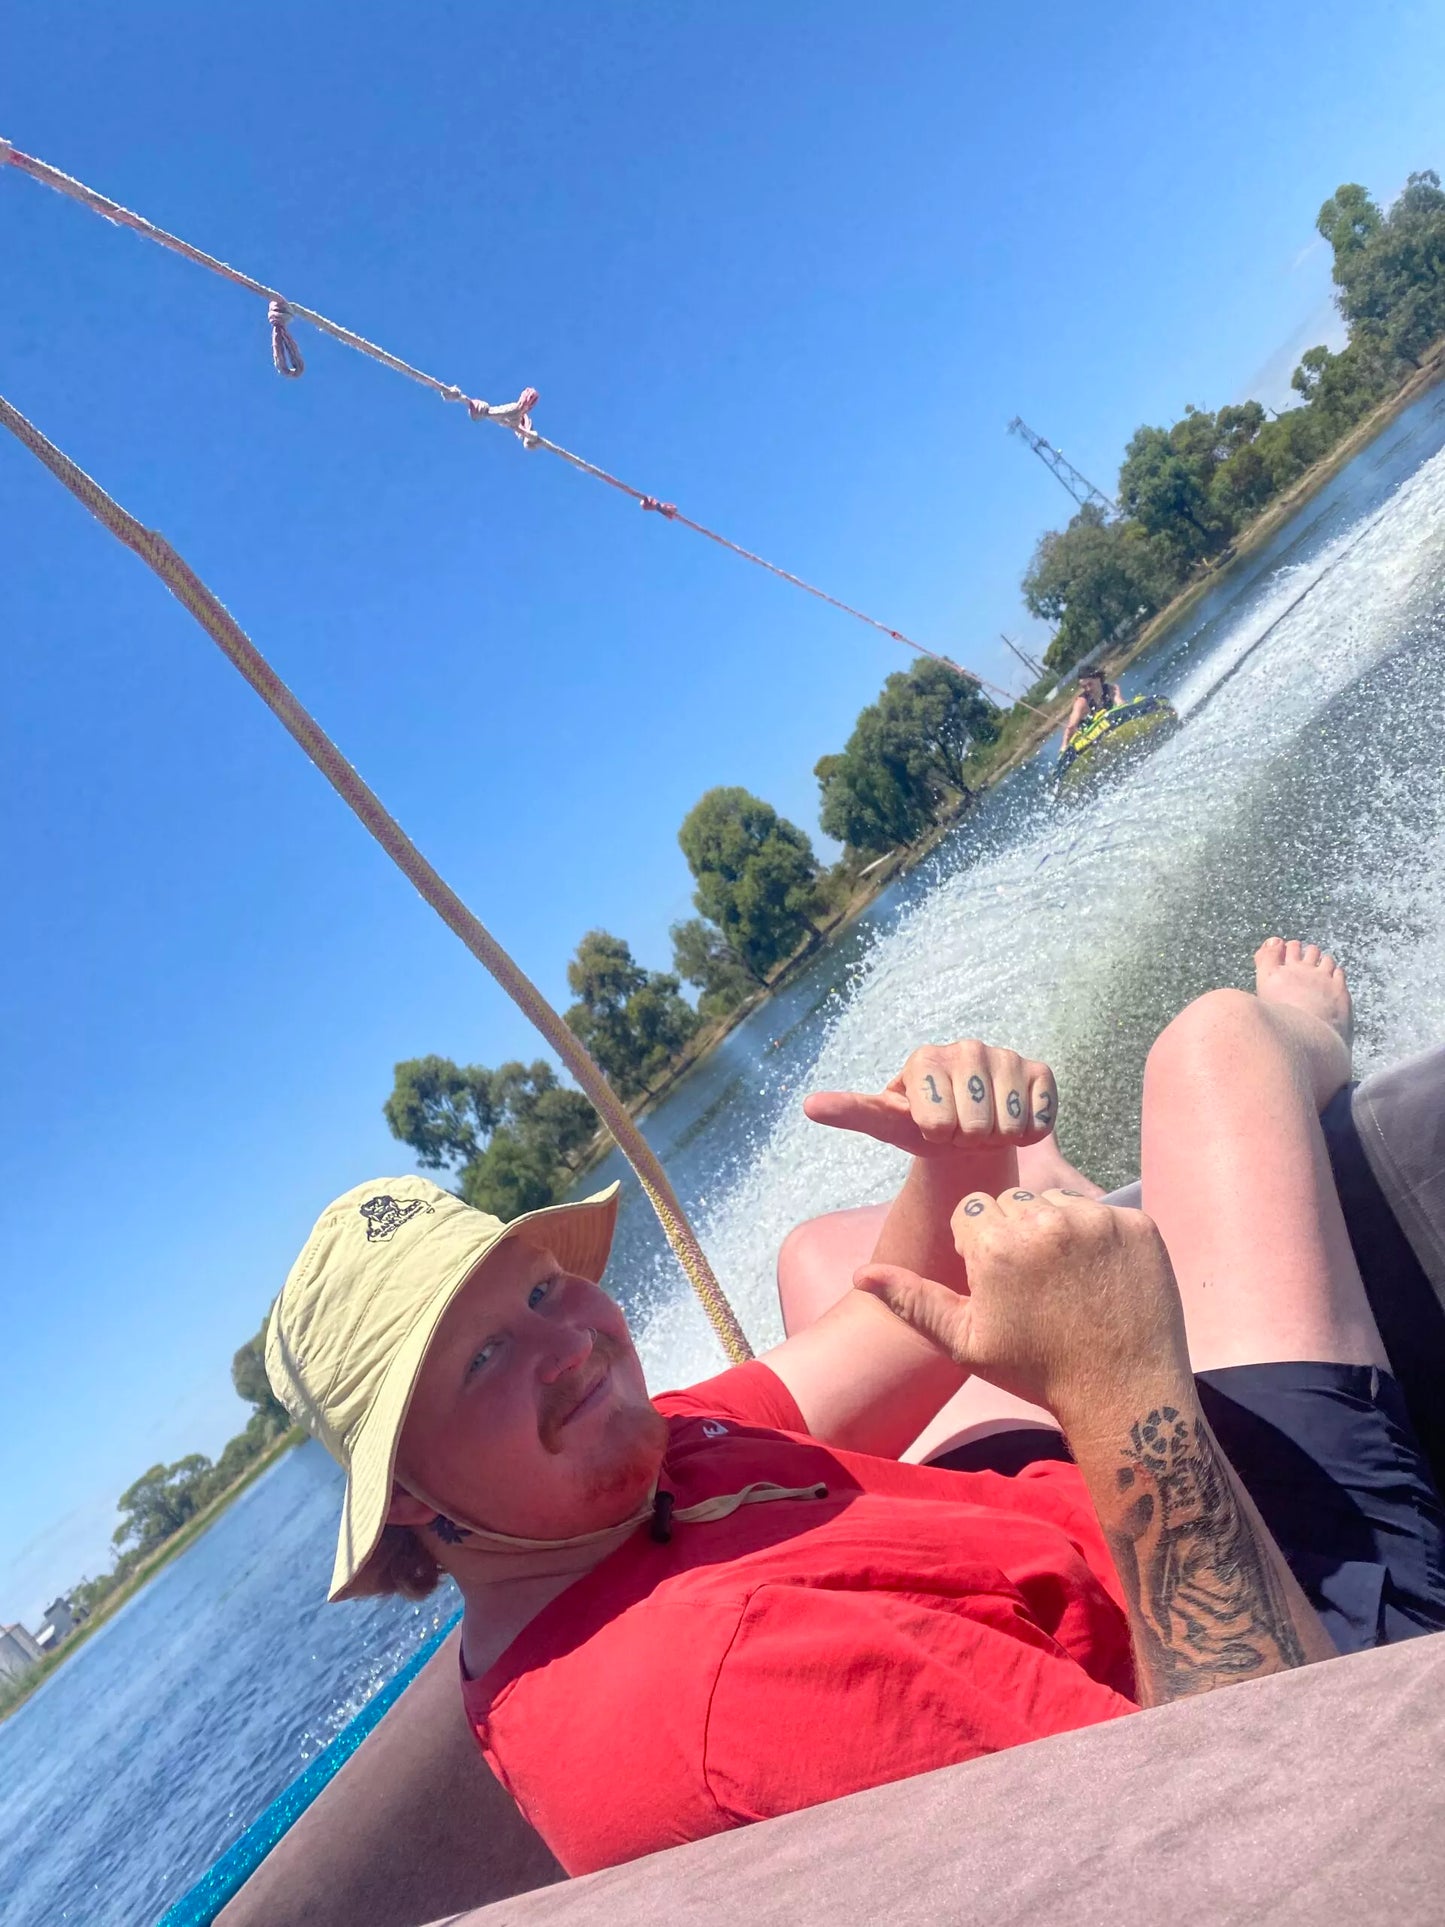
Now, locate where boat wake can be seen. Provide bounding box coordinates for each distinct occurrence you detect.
[627,433,1445,1388]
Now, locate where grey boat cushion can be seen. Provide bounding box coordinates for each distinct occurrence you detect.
[430,1631,1445,1927]
[1354,1042,1445,1295]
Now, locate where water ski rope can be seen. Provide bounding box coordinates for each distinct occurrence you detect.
[0,390,754,1367]
[0,137,1038,713]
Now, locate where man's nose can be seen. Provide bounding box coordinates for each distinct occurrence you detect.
[536,1321,595,1384]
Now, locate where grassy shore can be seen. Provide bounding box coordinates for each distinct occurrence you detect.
[0,1426,306,1725]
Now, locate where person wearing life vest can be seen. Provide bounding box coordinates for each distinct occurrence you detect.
[268,939,1445,1878]
[1062,663,1123,752]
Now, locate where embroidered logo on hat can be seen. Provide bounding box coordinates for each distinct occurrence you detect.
[359,1195,434,1243]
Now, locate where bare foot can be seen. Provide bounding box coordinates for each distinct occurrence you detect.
[1017,1130,1105,1199]
[1253,938,1354,1051]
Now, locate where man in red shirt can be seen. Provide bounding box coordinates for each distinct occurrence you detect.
[268,941,1445,1875]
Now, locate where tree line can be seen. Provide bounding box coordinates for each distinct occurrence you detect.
[385,658,1006,1215]
[65,1325,294,1623]
[1021,172,1445,680]
[389,172,1445,1215]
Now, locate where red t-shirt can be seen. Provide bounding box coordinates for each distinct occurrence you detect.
[462,1362,1137,1875]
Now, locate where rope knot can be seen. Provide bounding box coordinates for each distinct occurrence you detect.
[640,497,678,519]
[268,299,304,379]
[510,386,541,450]
[466,388,541,448]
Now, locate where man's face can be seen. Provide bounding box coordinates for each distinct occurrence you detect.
[393,1238,666,1542]
[1080,674,1102,698]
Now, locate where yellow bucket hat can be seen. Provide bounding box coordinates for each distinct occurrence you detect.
[266,1174,620,1601]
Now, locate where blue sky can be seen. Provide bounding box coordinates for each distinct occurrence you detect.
[2,1,1442,1623]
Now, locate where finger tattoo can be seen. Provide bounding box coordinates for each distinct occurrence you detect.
[1006,1090,1023,1119]
[1034,1089,1055,1125]
[923,1073,944,1105]
[963,1199,986,1217]
[1012,1190,1034,1201]
[967,1075,986,1104]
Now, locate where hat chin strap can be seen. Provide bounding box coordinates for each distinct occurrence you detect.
[403,1476,828,1556]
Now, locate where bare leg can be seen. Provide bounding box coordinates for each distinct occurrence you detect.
[1016,1130,1106,1200]
[1141,940,1389,1373]
[777,1160,1096,1457]
[776,1132,1103,1338]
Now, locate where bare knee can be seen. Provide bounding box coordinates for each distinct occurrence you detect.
[777,1204,888,1336]
[1145,987,1275,1100]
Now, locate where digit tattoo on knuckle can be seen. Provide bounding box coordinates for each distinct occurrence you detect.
[967,1075,986,1104]
[923,1073,944,1105]
[1006,1090,1023,1119]
[963,1199,986,1217]
[1011,1190,1034,1201]
[1034,1089,1055,1125]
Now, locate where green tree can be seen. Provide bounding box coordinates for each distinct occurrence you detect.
[1319,174,1445,368]
[112,1456,214,1559]
[461,1131,564,1218]
[196,1410,286,1508]
[1310,339,1393,423]
[880,659,1000,793]
[670,916,760,1018]
[386,1057,595,1176]
[1317,180,1384,263]
[488,1061,597,1172]
[679,788,829,979]
[564,929,699,1099]
[816,738,922,854]
[1116,409,1240,571]
[815,662,1001,855]
[384,1053,598,1217]
[1022,505,1171,673]
[231,1320,290,1430]
[383,1055,496,1170]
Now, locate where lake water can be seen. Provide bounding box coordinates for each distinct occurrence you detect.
[5,380,1445,1924]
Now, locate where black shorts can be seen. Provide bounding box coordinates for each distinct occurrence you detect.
[930,1363,1445,1655]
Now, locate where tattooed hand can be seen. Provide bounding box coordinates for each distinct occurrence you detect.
[855,1187,1189,1417]
[859,1190,1334,1696]
[803,1042,1058,1159]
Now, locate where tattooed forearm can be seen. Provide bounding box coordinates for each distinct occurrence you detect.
[1102,1406,1308,1699]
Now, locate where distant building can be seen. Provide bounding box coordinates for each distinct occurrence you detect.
[0,1623,43,1683]
[38,1596,79,1645]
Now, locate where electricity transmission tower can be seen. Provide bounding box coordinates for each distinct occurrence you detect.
[1007,417,1118,517]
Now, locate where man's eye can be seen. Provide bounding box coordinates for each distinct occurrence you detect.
[468,1341,499,1376]
[527,1278,553,1310]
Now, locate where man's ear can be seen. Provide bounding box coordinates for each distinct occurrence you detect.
[385,1482,437,1528]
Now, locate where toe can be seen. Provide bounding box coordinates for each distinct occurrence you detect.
[1255,936,1286,970]
[1302,943,1321,967]
[1285,939,1305,964]
[1321,951,1339,974]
